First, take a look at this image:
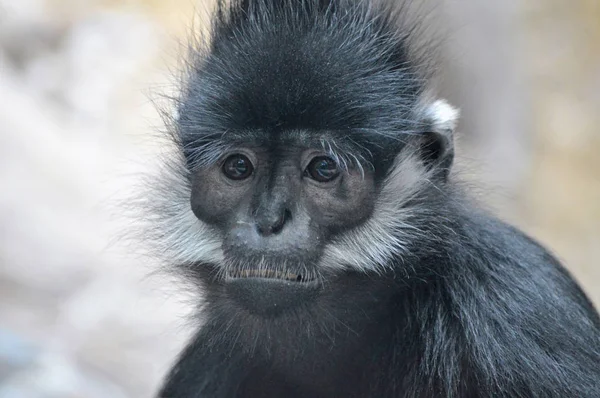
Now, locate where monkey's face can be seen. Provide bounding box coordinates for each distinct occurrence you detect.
[189,131,378,315]
[175,95,458,318]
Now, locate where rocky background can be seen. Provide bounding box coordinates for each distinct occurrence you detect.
[0,0,598,397]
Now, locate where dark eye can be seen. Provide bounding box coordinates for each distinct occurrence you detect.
[222,154,254,180]
[305,156,339,182]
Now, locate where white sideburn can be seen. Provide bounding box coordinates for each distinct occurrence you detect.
[320,99,459,273]
[150,160,225,266]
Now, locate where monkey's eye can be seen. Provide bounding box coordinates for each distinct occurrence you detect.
[305,156,340,182]
[222,154,254,180]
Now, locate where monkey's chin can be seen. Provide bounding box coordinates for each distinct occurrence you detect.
[225,277,319,317]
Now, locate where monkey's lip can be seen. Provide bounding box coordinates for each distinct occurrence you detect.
[226,269,312,283]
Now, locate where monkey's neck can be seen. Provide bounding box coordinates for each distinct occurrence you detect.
[194,282,413,394]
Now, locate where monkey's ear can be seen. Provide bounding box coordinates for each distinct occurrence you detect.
[418,99,459,179]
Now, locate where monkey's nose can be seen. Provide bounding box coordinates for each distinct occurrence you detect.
[255,208,291,236]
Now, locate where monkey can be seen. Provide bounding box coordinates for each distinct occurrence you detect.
[148,0,600,397]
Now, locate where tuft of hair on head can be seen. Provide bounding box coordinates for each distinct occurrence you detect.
[171,0,451,166]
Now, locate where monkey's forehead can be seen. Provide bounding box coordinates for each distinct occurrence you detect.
[200,129,389,154]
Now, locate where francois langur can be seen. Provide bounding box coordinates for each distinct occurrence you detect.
[138,0,600,396]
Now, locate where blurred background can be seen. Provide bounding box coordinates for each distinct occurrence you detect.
[0,0,598,397]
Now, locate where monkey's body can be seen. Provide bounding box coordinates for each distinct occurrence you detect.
[152,0,600,397]
[160,205,600,397]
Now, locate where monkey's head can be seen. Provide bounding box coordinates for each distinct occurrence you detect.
[153,1,459,321]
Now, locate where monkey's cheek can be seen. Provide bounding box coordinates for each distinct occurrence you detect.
[225,278,319,317]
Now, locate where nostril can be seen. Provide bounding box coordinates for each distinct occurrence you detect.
[270,209,289,234]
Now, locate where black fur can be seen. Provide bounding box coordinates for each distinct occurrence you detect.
[177,0,432,172]
[157,0,600,397]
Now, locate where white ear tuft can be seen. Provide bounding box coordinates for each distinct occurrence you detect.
[427,99,460,133]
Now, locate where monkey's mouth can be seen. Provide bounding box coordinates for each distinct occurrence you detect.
[225,270,319,316]
[227,269,309,282]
